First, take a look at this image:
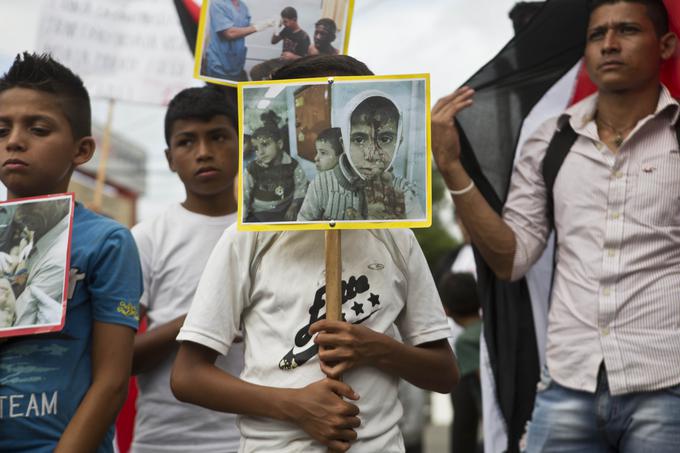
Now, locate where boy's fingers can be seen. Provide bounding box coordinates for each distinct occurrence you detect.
[309,319,344,334]
[327,440,351,452]
[326,378,360,401]
[432,86,474,115]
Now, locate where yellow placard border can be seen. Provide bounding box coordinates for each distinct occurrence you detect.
[193,0,357,87]
[237,73,432,232]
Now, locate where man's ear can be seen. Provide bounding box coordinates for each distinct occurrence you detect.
[72,136,96,166]
[165,148,176,172]
[660,32,677,61]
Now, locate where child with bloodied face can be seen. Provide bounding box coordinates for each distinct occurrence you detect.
[243,124,308,222]
[298,91,423,221]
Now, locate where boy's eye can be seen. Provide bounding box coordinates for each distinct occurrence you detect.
[377,132,395,146]
[351,133,369,146]
[0,127,9,137]
[176,139,194,148]
[29,127,50,136]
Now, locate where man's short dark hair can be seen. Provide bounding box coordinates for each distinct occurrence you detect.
[437,272,480,317]
[164,84,238,146]
[316,127,343,155]
[281,7,297,20]
[316,18,337,41]
[252,125,282,142]
[588,0,669,36]
[0,52,91,139]
[271,55,373,80]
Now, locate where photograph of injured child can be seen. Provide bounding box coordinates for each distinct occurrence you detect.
[239,76,430,230]
[0,195,73,337]
[197,0,353,85]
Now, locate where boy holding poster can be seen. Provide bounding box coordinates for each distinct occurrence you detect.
[130,85,244,453]
[171,55,458,453]
[0,53,143,453]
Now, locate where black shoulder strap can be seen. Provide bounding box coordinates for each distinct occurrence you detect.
[541,122,577,231]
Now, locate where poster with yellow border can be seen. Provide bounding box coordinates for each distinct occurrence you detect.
[194,0,355,86]
[237,74,432,232]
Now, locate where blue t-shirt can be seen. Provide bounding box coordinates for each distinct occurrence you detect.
[205,0,251,79]
[0,204,142,452]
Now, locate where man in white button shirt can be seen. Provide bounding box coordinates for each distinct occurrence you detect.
[431,0,680,451]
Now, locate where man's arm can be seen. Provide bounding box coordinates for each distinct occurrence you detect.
[310,321,458,393]
[55,322,135,453]
[132,305,186,375]
[431,87,516,280]
[172,341,361,453]
[219,26,256,41]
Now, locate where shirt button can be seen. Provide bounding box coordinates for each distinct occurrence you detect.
[611,212,620,220]
[601,327,610,336]
[615,171,623,179]
[607,249,616,257]
[595,142,604,150]
[603,287,611,296]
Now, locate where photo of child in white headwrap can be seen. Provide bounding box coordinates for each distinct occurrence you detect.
[239,75,429,230]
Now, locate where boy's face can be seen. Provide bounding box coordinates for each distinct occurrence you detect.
[166,115,238,198]
[314,24,333,48]
[252,134,282,167]
[282,17,295,29]
[314,140,339,171]
[0,88,93,199]
[349,106,399,180]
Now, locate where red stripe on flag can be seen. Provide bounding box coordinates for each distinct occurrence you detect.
[183,0,201,23]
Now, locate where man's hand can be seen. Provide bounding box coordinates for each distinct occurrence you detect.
[310,320,389,379]
[281,51,300,61]
[288,378,361,452]
[253,18,277,32]
[430,86,475,176]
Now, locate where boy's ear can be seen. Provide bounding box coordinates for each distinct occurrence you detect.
[72,137,96,166]
[165,148,177,172]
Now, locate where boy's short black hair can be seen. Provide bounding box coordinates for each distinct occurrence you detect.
[271,55,373,80]
[164,84,238,146]
[316,127,343,155]
[0,52,91,139]
[281,6,297,20]
[252,125,282,142]
[437,272,480,317]
[588,0,669,35]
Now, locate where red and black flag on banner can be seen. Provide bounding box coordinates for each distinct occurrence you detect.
[173,0,201,54]
[455,0,680,451]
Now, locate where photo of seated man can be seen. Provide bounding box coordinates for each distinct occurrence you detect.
[249,7,311,80]
[298,90,423,222]
[244,124,308,222]
[0,197,70,330]
[308,18,339,56]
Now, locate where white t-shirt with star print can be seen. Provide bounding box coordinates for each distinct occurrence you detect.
[177,226,451,453]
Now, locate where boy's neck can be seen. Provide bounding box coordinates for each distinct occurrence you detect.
[182,189,237,217]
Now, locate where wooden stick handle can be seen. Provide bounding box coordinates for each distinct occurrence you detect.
[324,230,342,321]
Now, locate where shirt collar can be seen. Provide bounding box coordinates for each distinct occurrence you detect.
[557,84,680,132]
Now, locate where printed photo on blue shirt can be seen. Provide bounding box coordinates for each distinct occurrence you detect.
[195,0,354,85]
[0,194,73,338]
[238,75,431,231]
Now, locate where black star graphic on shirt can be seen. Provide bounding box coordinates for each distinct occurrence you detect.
[368,293,380,307]
[351,301,364,316]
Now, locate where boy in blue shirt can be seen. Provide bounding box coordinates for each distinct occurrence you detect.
[0,53,143,453]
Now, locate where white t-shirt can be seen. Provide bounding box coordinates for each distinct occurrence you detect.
[131,204,244,453]
[177,226,451,453]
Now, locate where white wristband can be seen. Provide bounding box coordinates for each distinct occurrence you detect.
[448,180,475,196]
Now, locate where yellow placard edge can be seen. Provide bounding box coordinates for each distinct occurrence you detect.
[237,73,432,232]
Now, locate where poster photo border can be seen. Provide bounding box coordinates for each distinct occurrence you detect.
[0,192,75,339]
[193,0,357,87]
[236,73,432,232]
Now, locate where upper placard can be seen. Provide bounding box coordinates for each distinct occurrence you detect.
[195,0,355,85]
[237,74,432,231]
